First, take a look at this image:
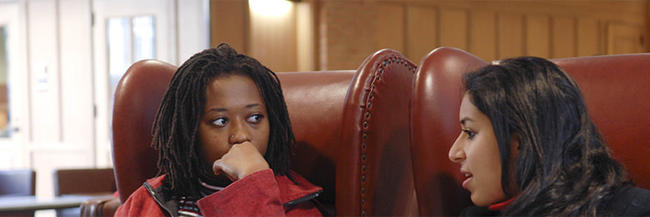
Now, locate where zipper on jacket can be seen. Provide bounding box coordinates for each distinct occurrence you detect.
[283,190,322,207]
[144,182,178,217]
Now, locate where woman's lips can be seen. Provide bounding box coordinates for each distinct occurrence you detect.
[462,173,473,189]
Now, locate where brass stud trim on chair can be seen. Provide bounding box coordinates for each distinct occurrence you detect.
[358,53,417,216]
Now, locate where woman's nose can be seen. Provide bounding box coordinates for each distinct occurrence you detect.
[448,134,466,163]
[228,119,250,144]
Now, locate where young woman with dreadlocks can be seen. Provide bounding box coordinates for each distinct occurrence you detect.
[448,57,650,217]
[115,43,323,217]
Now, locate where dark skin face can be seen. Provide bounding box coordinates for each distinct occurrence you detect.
[199,74,270,184]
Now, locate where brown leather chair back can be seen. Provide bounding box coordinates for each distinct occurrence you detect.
[111,59,355,211]
[552,54,650,189]
[411,48,650,216]
[113,50,419,216]
[112,60,176,203]
[54,168,116,196]
[54,168,117,217]
[278,70,355,208]
[410,47,487,216]
[338,49,419,216]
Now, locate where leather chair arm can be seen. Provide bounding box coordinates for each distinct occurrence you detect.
[80,196,120,217]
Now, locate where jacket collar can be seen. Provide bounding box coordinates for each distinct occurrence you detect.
[276,170,323,206]
[488,197,515,211]
[143,171,323,214]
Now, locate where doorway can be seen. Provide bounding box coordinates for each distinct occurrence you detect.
[92,0,176,166]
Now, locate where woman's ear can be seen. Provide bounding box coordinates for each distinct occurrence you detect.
[507,133,522,195]
[510,134,521,152]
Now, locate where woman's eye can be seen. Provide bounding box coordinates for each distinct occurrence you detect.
[463,129,476,139]
[212,117,228,127]
[247,114,264,123]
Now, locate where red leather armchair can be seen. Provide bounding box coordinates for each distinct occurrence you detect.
[338,49,419,216]
[82,49,418,216]
[410,47,650,216]
[410,47,486,216]
[104,59,351,217]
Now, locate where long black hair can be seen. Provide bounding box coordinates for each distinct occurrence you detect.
[464,57,629,216]
[151,43,295,198]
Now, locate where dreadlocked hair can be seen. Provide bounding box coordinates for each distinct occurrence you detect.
[464,56,629,217]
[151,43,295,198]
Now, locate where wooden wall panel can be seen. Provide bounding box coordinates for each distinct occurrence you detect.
[211,0,649,71]
[469,10,496,61]
[321,2,410,70]
[406,6,437,63]
[440,9,468,51]
[249,4,297,72]
[552,17,577,58]
[577,18,601,56]
[321,3,374,70]
[498,13,524,59]
[296,2,315,71]
[210,0,248,52]
[375,4,406,53]
[526,15,550,57]
[607,23,645,54]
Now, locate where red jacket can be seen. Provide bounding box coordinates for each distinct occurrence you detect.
[115,169,323,217]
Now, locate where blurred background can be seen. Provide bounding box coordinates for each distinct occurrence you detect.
[0,0,647,216]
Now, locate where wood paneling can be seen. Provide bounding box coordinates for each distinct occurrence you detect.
[607,23,645,54]
[406,6,437,63]
[498,13,524,59]
[210,0,248,52]
[210,0,649,70]
[526,15,550,57]
[249,4,297,72]
[296,2,315,71]
[552,17,576,58]
[440,9,468,51]
[321,2,374,70]
[375,4,405,53]
[577,18,601,56]
[470,10,496,61]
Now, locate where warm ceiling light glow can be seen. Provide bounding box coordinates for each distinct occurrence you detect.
[249,0,292,17]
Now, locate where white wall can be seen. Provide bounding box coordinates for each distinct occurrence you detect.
[59,0,94,152]
[26,0,95,201]
[27,0,62,145]
[3,0,209,202]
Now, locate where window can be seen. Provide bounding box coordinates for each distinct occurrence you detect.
[106,15,155,120]
[0,26,10,138]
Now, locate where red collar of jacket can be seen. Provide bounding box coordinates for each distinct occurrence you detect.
[277,170,323,204]
[145,169,322,205]
[488,197,515,211]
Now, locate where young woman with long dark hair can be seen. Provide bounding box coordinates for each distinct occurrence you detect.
[115,43,323,217]
[449,56,650,216]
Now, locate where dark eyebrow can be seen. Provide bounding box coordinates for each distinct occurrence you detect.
[246,104,263,109]
[460,117,473,126]
[208,108,227,112]
[207,104,263,113]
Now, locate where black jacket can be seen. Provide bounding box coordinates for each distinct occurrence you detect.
[460,186,650,216]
